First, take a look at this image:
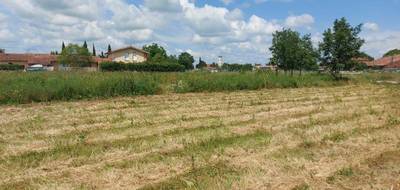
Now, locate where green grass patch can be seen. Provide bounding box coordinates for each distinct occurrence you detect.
[0,71,343,104]
[139,162,241,190]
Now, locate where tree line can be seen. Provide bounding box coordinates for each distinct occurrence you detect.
[270,17,368,79]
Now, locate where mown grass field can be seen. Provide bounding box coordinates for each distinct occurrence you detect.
[0,81,399,189]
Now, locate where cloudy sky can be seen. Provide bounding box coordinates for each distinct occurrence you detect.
[0,0,400,64]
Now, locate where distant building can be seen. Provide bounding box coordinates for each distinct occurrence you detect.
[363,55,400,70]
[107,46,149,63]
[254,64,262,70]
[217,56,223,68]
[0,49,111,71]
[0,51,58,70]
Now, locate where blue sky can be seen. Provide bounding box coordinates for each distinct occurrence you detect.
[1,0,400,64]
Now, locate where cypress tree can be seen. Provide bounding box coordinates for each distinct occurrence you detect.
[83,41,88,50]
[62,42,65,51]
[92,44,96,56]
[107,44,112,53]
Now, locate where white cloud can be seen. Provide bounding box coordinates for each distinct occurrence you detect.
[362,30,400,57]
[363,22,379,32]
[285,14,315,28]
[144,0,182,12]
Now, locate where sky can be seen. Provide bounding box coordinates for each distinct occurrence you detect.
[0,0,400,64]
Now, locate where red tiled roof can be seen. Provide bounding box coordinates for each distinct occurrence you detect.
[367,55,400,68]
[0,53,112,65]
[0,53,57,65]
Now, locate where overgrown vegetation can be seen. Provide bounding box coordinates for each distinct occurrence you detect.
[100,61,185,72]
[221,63,253,72]
[0,64,24,71]
[0,71,342,104]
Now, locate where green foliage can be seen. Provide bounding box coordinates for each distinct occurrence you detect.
[0,72,340,104]
[57,44,93,67]
[270,29,318,75]
[319,18,364,79]
[221,63,253,72]
[107,44,112,54]
[100,62,185,72]
[178,52,195,70]
[0,64,24,71]
[0,72,161,104]
[143,43,168,62]
[383,49,400,57]
[82,41,88,50]
[92,44,96,56]
[196,57,207,69]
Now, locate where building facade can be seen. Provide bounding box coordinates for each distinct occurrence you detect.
[0,49,111,71]
[108,46,148,63]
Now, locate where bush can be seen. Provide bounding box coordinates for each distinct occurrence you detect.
[100,62,185,72]
[0,64,24,71]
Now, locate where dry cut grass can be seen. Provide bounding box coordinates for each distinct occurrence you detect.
[0,84,399,189]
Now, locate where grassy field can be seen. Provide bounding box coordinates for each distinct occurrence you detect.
[0,82,399,189]
[0,71,343,104]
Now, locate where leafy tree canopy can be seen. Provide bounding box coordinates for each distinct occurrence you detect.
[178,52,195,70]
[270,28,318,75]
[383,49,400,57]
[143,43,168,62]
[58,44,93,67]
[319,17,364,79]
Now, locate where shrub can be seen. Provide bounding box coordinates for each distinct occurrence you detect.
[100,62,185,72]
[0,64,24,71]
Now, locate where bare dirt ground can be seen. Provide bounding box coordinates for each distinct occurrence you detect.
[0,84,399,190]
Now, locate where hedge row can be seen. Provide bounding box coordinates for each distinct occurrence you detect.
[221,63,253,72]
[100,62,185,72]
[0,64,24,71]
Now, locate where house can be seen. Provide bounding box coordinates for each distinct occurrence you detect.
[107,46,148,63]
[0,49,111,71]
[0,51,58,70]
[365,55,400,70]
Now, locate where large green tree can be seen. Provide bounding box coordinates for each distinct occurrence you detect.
[143,43,168,63]
[58,44,93,67]
[319,18,364,79]
[383,49,400,57]
[270,29,318,76]
[178,52,195,70]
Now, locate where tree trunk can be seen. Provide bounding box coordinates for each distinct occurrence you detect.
[290,69,294,76]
